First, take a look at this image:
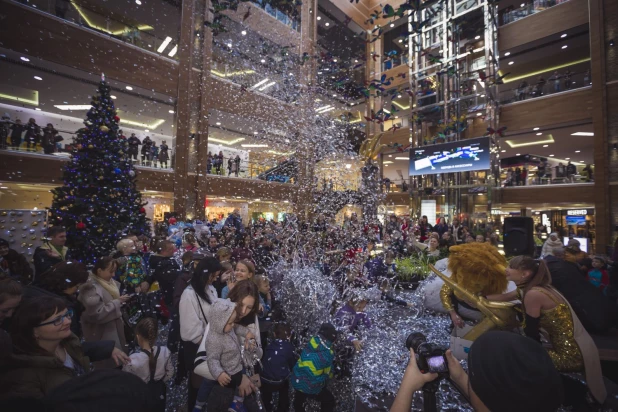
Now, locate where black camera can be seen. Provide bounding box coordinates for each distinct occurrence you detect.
[405,332,449,375]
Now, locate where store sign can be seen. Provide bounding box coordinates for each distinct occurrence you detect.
[567,209,588,216]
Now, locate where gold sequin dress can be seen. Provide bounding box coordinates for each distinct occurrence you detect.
[526,288,584,372]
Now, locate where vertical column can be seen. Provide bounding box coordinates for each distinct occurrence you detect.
[589,0,610,253]
[173,0,198,219]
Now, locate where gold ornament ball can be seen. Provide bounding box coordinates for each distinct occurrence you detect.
[88,144,94,149]
[100,125,109,132]
[31,222,38,226]
[97,228,103,233]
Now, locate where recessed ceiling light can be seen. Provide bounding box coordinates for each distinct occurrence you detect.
[516,153,521,156]
[501,150,506,153]
[241,30,247,36]
[215,122,221,126]
[325,22,330,26]
[125,86,133,90]
[33,76,42,80]
[169,110,174,114]
[157,36,172,53]
[575,150,581,153]
[388,155,392,157]
[533,127,539,131]
[35,108,41,111]
[476,112,482,116]
[566,157,570,160]
[549,154,554,157]
[536,132,542,136]
[562,45,568,49]
[354,59,358,63]
[520,2,524,6]
[475,35,481,40]
[543,145,548,147]
[571,132,594,136]
[508,61,514,65]
[317,16,321,20]
[561,33,567,38]
[504,52,510,57]
[253,131,258,135]
[398,39,403,43]
[390,23,395,28]
[136,0,141,4]
[20,56,30,62]
[111,95,117,99]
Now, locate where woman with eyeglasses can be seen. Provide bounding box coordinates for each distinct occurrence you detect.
[0,296,130,399]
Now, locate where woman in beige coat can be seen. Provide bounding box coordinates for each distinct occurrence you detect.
[79,257,131,369]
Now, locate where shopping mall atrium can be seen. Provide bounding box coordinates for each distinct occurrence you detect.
[0,0,617,409]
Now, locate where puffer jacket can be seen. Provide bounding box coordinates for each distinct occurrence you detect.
[205,299,245,380]
[290,335,334,395]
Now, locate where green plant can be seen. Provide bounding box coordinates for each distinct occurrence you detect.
[395,254,435,281]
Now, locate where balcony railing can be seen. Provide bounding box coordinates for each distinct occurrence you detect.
[205,156,295,183]
[250,0,300,32]
[500,0,573,25]
[499,67,591,105]
[501,167,594,186]
[13,0,180,61]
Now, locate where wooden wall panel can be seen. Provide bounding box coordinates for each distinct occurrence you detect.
[0,152,175,191]
[0,1,178,95]
[222,4,301,50]
[496,184,595,205]
[499,88,592,132]
[498,0,589,51]
[200,175,298,202]
[382,65,408,88]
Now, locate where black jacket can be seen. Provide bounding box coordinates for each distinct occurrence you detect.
[149,254,182,306]
[1,249,33,283]
[33,244,71,279]
[544,255,617,334]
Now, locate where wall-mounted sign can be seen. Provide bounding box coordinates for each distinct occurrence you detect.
[566,209,591,216]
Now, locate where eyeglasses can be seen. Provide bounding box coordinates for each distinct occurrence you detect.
[38,308,73,327]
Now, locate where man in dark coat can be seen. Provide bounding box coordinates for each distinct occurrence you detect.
[544,246,617,334]
[224,208,244,234]
[0,238,33,283]
[149,240,182,307]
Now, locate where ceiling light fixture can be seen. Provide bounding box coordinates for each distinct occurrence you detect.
[250,78,269,89]
[476,112,482,116]
[501,150,506,153]
[33,76,42,80]
[533,127,539,130]
[543,145,548,147]
[549,154,554,157]
[168,45,178,57]
[475,35,481,40]
[35,108,41,111]
[398,39,403,43]
[566,157,570,160]
[215,122,221,126]
[571,132,594,136]
[258,81,276,91]
[125,86,133,90]
[136,0,141,4]
[508,61,514,65]
[20,56,30,62]
[241,144,269,148]
[516,153,521,156]
[169,109,175,114]
[325,22,330,26]
[536,132,542,135]
[562,45,568,49]
[575,150,581,153]
[390,23,395,27]
[54,105,92,110]
[520,2,525,6]
[504,52,510,57]
[260,59,266,63]
[395,157,409,160]
[561,33,567,38]
[317,16,321,20]
[157,37,172,53]
[111,95,117,99]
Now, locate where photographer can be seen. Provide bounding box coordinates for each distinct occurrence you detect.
[391,331,564,412]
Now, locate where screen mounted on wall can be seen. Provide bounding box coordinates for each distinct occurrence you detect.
[409,136,490,176]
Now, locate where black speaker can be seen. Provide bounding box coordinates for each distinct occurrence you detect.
[503,217,535,256]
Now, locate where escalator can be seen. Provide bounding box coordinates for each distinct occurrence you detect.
[257,157,298,183]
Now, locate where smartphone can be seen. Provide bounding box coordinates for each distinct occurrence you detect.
[427,354,449,373]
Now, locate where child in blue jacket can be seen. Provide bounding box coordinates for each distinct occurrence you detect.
[261,323,297,412]
[290,323,337,412]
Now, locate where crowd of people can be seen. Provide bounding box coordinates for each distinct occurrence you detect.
[0,208,617,412]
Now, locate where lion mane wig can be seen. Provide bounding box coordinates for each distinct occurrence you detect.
[447,242,508,297]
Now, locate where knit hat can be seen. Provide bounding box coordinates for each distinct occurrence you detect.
[318,322,338,343]
[567,239,581,251]
[468,331,564,412]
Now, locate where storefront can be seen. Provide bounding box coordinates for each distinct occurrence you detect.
[532,208,595,252]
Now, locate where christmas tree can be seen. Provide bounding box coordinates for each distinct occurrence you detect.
[49,75,150,264]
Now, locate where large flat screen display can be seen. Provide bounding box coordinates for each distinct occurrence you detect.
[409,136,490,176]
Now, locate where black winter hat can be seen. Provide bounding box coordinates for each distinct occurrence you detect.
[318,322,338,343]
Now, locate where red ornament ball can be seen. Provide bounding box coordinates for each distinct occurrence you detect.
[76,222,86,230]
[114,116,120,123]
[139,207,146,214]
[169,217,177,225]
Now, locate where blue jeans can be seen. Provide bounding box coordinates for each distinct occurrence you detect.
[196,378,217,406]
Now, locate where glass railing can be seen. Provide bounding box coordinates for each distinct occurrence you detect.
[499,67,591,104]
[211,45,301,103]
[1,128,176,170]
[13,0,180,61]
[204,156,295,182]
[500,0,573,25]
[501,167,594,186]
[250,0,300,32]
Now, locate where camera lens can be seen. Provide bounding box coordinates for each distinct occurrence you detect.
[405,332,427,351]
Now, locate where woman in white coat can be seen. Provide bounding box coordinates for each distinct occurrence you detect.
[179,257,223,408]
[542,232,563,257]
[79,257,131,369]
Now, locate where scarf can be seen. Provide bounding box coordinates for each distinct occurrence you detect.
[90,273,120,300]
